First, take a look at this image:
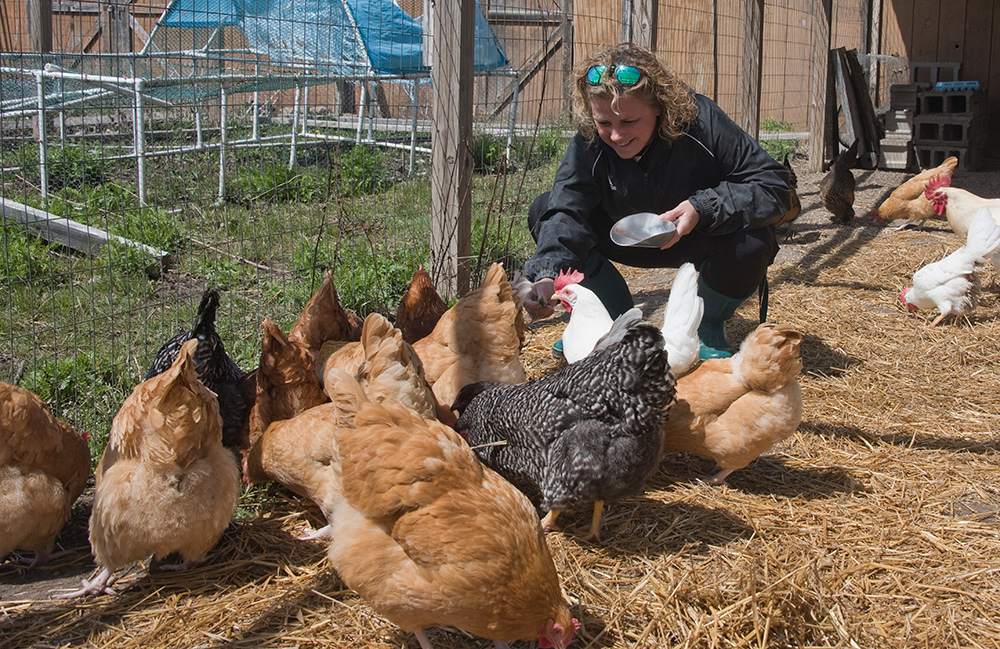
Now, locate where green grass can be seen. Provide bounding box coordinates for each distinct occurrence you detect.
[1,120,557,465]
[758,117,801,162]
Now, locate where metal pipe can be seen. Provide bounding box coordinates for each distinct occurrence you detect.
[216,85,227,204]
[289,81,301,169]
[134,77,148,205]
[35,71,49,202]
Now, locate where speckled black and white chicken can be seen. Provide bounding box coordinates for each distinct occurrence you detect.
[452,319,675,541]
[145,289,248,451]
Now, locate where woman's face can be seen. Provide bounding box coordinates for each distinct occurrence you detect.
[590,94,660,159]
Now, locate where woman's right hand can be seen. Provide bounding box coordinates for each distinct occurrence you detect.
[659,200,700,249]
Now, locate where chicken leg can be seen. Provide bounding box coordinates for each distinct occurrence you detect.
[583,500,605,542]
[540,509,561,532]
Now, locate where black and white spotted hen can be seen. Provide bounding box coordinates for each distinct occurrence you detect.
[146,289,247,450]
[452,319,675,541]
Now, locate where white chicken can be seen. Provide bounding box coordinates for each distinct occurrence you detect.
[901,208,1000,325]
[553,279,615,364]
[660,263,703,377]
[925,182,1000,272]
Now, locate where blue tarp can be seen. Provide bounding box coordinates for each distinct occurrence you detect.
[157,0,507,75]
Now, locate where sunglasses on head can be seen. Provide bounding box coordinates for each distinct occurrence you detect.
[586,64,642,86]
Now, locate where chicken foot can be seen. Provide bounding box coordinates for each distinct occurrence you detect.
[295,523,332,541]
[540,509,561,532]
[702,468,734,486]
[53,567,118,599]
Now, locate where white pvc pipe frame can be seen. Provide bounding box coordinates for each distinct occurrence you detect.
[9,65,520,206]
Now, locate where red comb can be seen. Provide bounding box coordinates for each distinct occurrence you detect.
[923,175,951,199]
[552,268,585,291]
[923,175,952,215]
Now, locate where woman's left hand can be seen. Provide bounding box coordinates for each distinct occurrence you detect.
[658,200,700,249]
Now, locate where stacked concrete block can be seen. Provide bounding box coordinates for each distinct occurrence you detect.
[879,84,917,170]
[913,89,985,171]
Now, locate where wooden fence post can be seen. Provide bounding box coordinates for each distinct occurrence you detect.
[739,0,764,139]
[808,0,833,172]
[630,0,658,51]
[27,0,53,53]
[430,0,474,298]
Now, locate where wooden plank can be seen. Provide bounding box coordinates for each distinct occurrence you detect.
[739,0,763,137]
[845,48,880,166]
[808,0,833,173]
[1,197,170,262]
[429,0,473,297]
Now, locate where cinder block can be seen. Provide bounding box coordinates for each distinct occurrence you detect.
[890,84,919,110]
[884,109,913,137]
[914,144,984,172]
[878,137,913,170]
[913,115,986,146]
[917,90,983,116]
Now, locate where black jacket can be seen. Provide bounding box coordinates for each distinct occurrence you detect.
[523,93,791,281]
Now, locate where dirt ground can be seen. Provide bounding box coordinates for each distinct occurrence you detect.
[3,155,999,647]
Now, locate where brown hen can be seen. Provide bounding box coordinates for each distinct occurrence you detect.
[0,382,90,567]
[328,396,577,649]
[288,270,363,360]
[662,323,804,485]
[247,318,329,451]
[411,262,526,408]
[395,265,449,344]
[819,139,859,223]
[60,339,240,597]
[870,156,958,227]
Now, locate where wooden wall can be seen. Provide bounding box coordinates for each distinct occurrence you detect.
[880,0,999,154]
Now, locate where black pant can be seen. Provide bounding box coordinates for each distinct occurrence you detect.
[528,192,778,299]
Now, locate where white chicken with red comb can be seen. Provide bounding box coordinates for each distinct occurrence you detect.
[901,207,1000,326]
[925,178,1000,272]
[552,268,617,364]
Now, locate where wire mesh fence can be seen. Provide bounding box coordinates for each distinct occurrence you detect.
[1,0,867,441]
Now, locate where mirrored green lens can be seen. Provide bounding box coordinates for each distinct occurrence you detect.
[615,66,641,85]
[587,65,606,85]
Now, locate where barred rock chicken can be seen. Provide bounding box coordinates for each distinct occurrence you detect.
[774,153,802,231]
[661,323,803,485]
[452,319,675,541]
[394,265,449,344]
[819,139,859,224]
[247,318,329,451]
[901,207,1000,325]
[288,270,363,361]
[59,340,240,597]
[328,396,577,649]
[1,382,90,567]
[870,155,958,226]
[145,289,247,451]
[411,262,526,408]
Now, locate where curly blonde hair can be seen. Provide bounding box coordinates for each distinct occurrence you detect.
[572,43,697,144]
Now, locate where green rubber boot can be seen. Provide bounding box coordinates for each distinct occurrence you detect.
[697,276,750,360]
[579,253,635,318]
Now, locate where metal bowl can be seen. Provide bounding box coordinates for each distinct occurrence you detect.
[610,212,676,248]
